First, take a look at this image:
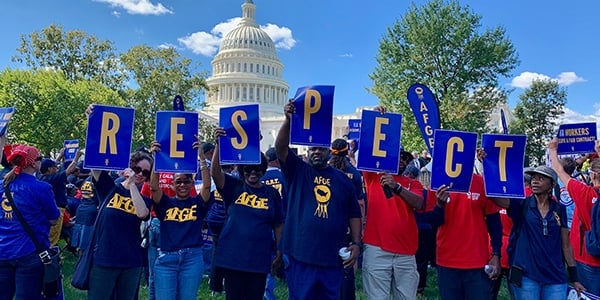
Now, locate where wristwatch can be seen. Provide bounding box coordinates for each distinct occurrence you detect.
[393,183,403,194]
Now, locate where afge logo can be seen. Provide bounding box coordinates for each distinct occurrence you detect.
[313,176,332,218]
[1,195,13,220]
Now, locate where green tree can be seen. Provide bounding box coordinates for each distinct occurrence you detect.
[0,69,123,156]
[370,0,519,151]
[120,45,209,148]
[510,79,566,165]
[12,24,125,89]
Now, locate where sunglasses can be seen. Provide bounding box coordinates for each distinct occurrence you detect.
[242,165,263,174]
[174,179,193,185]
[131,166,151,177]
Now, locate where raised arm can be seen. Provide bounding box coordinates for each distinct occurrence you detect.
[149,141,163,204]
[122,168,149,219]
[210,128,226,190]
[275,99,295,165]
[65,149,83,175]
[194,137,211,202]
[547,138,572,186]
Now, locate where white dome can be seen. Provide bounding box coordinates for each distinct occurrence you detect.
[220,23,277,57]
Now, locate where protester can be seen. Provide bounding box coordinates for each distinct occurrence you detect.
[361,129,423,300]
[211,128,284,300]
[71,179,99,256]
[429,171,502,299]
[329,138,366,300]
[39,148,83,246]
[549,138,599,295]
[148,139,211,300]
[489,164,585,299]
[413,163,437,297]
[0,139,60,299]
[275,100,362,299]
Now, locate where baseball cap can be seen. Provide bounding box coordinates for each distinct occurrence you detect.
[525,165,557,183]
[265,147,277,162]
[40,158,57,173]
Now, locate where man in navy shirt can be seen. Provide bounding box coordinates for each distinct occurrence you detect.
[275,100,362,299]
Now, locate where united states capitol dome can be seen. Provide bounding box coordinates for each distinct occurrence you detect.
[204,0,289,119]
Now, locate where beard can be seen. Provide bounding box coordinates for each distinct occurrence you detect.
[308,158,328,169]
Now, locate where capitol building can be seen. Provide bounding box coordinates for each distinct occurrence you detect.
[199,0,361,151]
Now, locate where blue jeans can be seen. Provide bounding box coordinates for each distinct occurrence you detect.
[88,265,142,300]
[576,261,600,295]
[148,217,161,300]
[437,265,491,300]
[0,251,44,300]
[511,276,566,300]
[154,247,204,300]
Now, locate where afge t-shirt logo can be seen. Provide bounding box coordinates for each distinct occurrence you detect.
[1,193,13,220]
[106,193,138,214]
[313,176,332,218]
[165,205,197,222]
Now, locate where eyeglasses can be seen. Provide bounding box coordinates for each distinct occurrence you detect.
[174,179,193,185]
[542,219,548,236]
[131,166,151,177]
[242,165,263,174]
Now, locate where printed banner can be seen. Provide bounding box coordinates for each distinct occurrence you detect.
[84,105,135,171]
[290,85,334,147]
[500,109,508,134]
[481,134,527,198]
[219,104,261,164]
[0,107,15,137]
[557,122,597,155]
[347,119,361,140]
[355,110,402,174]
[430,130,477,193]
[407,83,440,155]
[63,139,79,161]
[154,111,199,173]
[173,95,185,111]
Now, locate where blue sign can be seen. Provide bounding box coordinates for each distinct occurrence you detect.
[500,109,508,134]
[64,139,79,161]
[84,105,135,171]
[347,119,361,140]
[407,83,440,155]
[219,104,261,164]
[557,122,597,155]
[355,110,402,174]
[481,134,527,198]
[154,111,199,173]
[290,85,335,147]
[173,95,184,111]
[0,107,15,137]
[430,130,477,193]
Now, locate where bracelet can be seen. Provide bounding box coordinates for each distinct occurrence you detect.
[567,266,578,282]
[491,251,501,258]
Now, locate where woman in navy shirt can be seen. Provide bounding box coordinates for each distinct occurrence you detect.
[210,128,284,300]
[148,140,211,300]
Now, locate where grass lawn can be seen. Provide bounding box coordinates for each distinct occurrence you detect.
[59,246,510,299]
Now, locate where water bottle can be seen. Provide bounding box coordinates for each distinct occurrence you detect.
[484,264,495,275]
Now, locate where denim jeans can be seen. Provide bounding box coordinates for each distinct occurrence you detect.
[154,247,204,300]
[148,217,161,300]
[0,251,44,300]
[88,265,142,300]
[437,265,491,300]
[576,261,600,295]
[511,276,566,300]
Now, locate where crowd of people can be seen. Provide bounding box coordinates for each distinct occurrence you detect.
[0,102,599,300]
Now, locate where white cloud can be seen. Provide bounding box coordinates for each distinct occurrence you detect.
[111,11,121,17]
[510,71,586,89]
[339,53,354,58]
[178,18,296,57]
[94,0,173,15]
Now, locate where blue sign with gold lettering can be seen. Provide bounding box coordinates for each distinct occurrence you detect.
[219,104,261,164]
[64,139,79,161]
[407,83,440,155]
[347,119,361,140]
[355,110,402,174]
[154,111,199,173]
[557,122,597,155]
[430,130,477,192]
[84,105,135,171]
[290,85,334,147]
[0,107,15,137]
[481,134,526,198]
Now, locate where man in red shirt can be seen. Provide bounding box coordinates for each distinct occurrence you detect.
[362,149,424,299]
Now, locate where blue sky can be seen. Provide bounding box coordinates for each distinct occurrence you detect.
[1,0,599,125]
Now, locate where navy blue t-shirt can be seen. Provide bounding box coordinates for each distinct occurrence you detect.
[281,150,362,268]
[39,170,68,208]
[74,179,99,226]
[261,167,288,217]
[215,174,284,274]
[92,171,152,268]
[508,196,568,284]
[155,193,209,252]
[205,190,227,225]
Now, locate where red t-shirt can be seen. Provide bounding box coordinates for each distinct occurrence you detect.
[567,179,600,267]
[140,172,197,198]
[362,171,423,255]
[432,174,501,269]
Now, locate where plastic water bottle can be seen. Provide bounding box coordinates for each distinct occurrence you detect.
[484,264,495,275]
